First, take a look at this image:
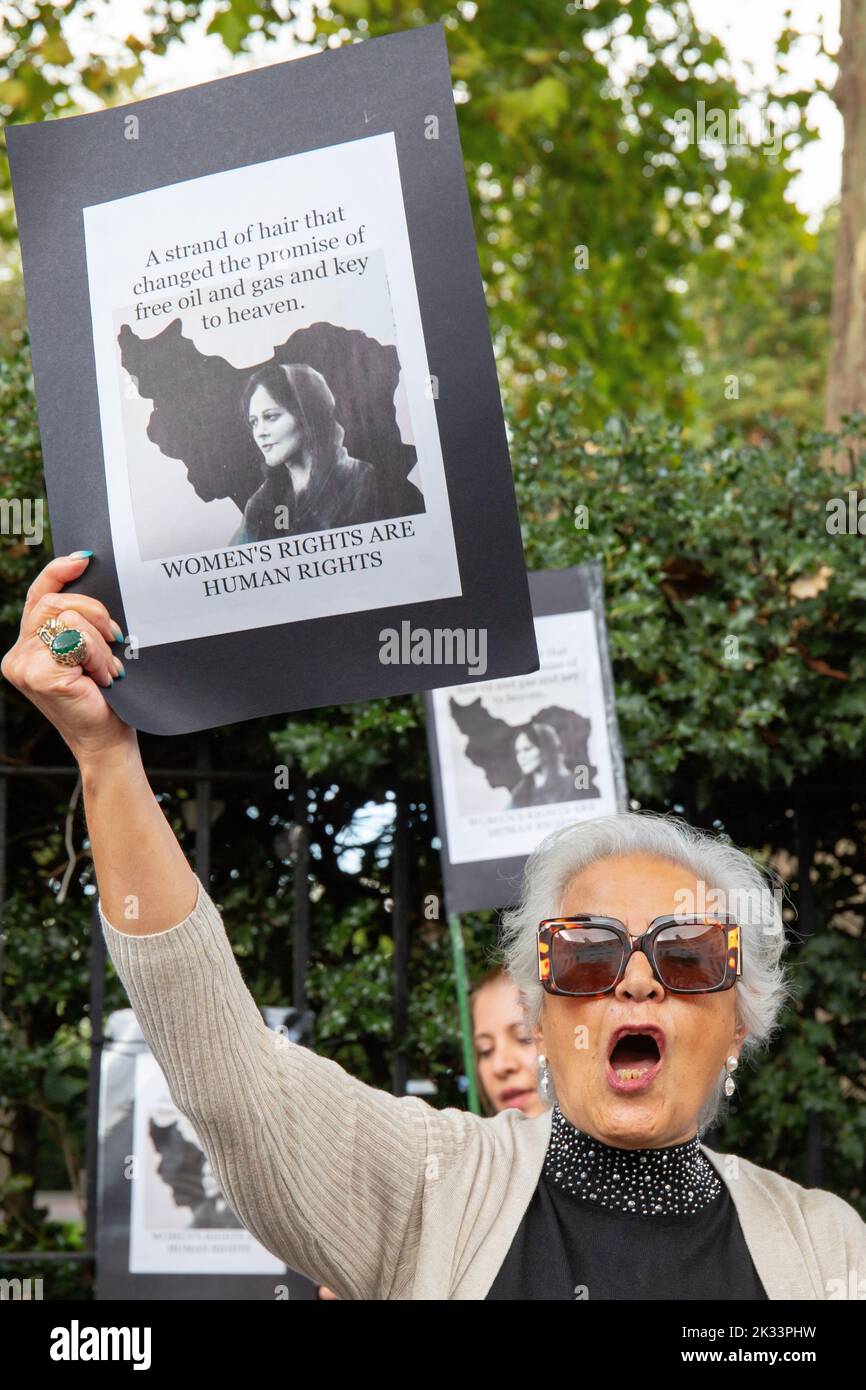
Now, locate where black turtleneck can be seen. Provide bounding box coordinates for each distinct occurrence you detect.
[486,1105,769,1301]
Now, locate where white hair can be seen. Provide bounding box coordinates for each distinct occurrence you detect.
[496,810,793,1135]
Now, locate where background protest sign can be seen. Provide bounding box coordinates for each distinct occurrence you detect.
[97,1008,315,1299]
[6,23,537,734]
[424,564,628,915]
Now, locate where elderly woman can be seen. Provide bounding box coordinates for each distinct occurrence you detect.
[3,552,865,1301]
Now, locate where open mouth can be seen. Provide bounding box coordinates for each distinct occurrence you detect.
[607,1032,663,1087]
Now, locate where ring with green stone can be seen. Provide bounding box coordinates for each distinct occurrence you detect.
[36,618,88,667]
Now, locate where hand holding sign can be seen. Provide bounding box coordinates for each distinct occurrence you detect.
[1,553,136,764]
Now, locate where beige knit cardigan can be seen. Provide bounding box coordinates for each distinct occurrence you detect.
[99,875,866,1301]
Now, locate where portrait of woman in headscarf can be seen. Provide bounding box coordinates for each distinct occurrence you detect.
[509,721,580,809]
[231,360,412,544]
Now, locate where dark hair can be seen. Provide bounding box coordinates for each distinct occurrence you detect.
[515,721,564,772]
[244,361,339,464]
[240,361,344,535]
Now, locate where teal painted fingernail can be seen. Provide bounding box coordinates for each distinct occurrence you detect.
[70,549,93,559]
[107,677,114,687]
[116,668,126,679]
[111,623,125,642]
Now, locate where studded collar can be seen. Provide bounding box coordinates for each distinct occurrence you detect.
[543,1104,723,1216]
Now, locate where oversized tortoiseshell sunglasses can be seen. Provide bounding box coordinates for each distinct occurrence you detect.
[537,914,742,997]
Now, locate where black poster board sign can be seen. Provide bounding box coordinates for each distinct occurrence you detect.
[6,24,537,734]
[97,1008,315,1299]
[424,564,628,915]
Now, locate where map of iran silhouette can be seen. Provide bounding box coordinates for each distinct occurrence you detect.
[449,698,601,800]
[116,317,427,520]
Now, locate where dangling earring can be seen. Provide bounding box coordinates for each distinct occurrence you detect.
[537,1053,552,1100]
[724,1055,739,1097]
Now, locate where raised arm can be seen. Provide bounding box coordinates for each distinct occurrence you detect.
[96,868,448,1298]
[2,553,474,1298]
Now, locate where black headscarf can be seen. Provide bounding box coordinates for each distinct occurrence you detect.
[241,361,369,536]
